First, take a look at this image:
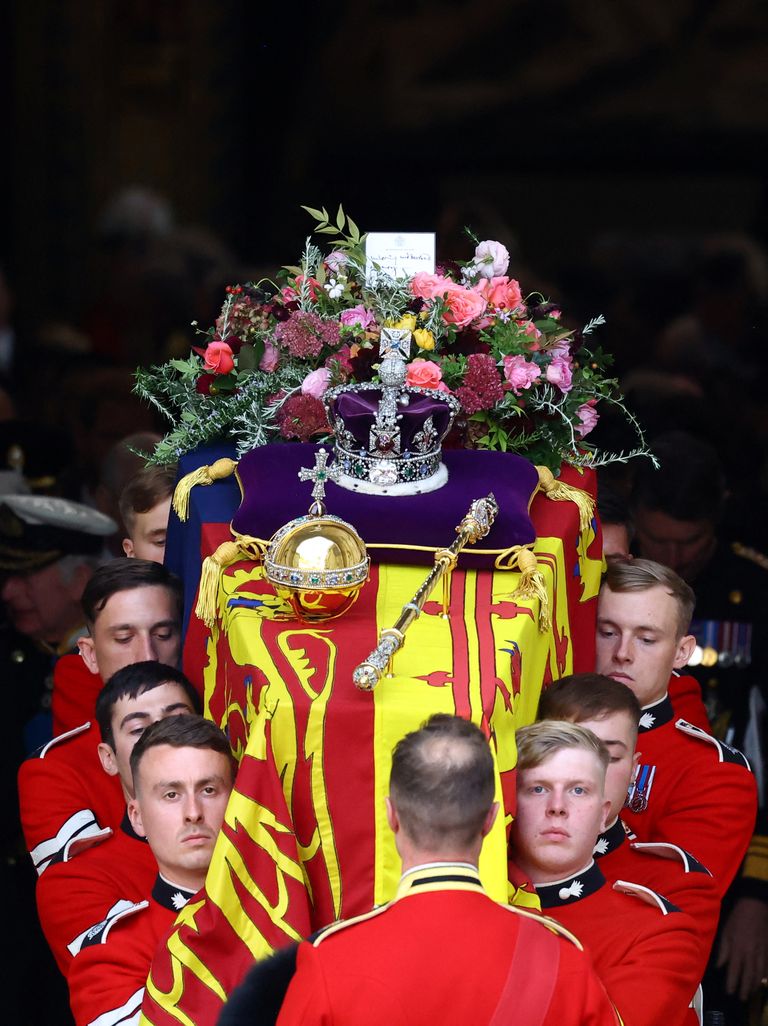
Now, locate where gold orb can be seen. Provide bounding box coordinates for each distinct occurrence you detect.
[264,513,369,622]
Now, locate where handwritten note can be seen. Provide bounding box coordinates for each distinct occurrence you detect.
[365,232,436,280]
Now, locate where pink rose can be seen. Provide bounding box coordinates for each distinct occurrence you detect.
[545,354,573,392]
[473,276,523,312]
[576,401,599,438]
[472,240,510,279]
[502,354,541,394]
[202,340,235,375]
[325,250,348,273]
[301,367,332,399]
[548,339,570,357]
[259,341,280,372]
[442,284,488,329]
[410,272,454,301]
[406,359,447,391]
[339,304,375,329]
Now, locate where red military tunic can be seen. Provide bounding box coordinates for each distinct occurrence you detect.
[594,817,720,960]
[622,692,756,897]
[67,875,194,1026]
[36,815,156,976]
[277,863,620,1026]
[18,719,125,878]
[668,673,711,731]
[536,860,701,1026]
[52,654,103,738]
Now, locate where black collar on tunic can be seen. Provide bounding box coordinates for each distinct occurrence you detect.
[535,859,605,908]
[152,874,197,911]
[638,693,674,732]
[593,817,627,857]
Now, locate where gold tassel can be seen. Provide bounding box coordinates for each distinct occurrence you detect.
[195,540,243,628]
[535,466,595,535]
[172,458,238,522]
[511,547,551,633]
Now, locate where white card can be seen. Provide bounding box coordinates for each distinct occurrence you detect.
[365,232,435,280]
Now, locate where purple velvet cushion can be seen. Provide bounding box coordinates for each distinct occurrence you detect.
[232,443,538,569]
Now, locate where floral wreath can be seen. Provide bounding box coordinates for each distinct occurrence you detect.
[135,205,652,472]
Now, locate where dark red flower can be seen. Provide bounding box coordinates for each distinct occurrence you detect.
[196,373,216,395]
[276,394,329,441]
[455,353,504,414]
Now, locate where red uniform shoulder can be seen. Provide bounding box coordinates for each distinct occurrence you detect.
[51,656,102,738]
[18,721,125,876]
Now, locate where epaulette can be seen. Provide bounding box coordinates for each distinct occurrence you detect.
[613,880,681,915]
[68,898,148,956]
[675,719,752,769]
[732,541,768,573]
[36,720,91,759]
[30,809,112,876]
[312,902,393,946]
[630,840,711,876]
[501,902,584,950]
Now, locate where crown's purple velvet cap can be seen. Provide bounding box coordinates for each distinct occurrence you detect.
[329,389,455,451]
[232,443,538,569]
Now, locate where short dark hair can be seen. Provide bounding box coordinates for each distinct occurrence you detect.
[82,558,183,627]
[597,483,633,533]
[130,714,237,792]
[95,661,201,747]
[538,674,641,739]
[119,465,176,533]
[389,714,495,849]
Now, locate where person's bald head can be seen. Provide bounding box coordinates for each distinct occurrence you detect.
[388,714,495,850]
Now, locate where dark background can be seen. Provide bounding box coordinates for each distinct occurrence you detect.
[1,5,767,1024]
[2,0,767,343]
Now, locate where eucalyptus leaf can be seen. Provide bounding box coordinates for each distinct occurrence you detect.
[336,204,345,230]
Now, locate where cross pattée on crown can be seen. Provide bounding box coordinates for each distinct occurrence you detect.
[298,447,341,516]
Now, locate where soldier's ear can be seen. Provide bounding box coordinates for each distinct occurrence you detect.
[673,634,697,670]
[385,797,399,835]
[122,537,135,557]
[481,802,500,838]
[599,798,612,834]
[78,635,100,675]
[97,742,118,777]
[127,798,145,838]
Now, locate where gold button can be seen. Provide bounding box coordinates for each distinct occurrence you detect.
[10,649,25,664]
[729,590,743,605]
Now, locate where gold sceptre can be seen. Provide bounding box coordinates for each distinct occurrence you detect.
[352,494,499,691]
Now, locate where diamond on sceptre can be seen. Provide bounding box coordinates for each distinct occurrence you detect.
[298,447,341,516]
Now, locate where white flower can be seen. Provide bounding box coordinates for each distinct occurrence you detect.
[472,240,510,279]
[324,278,344,300]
